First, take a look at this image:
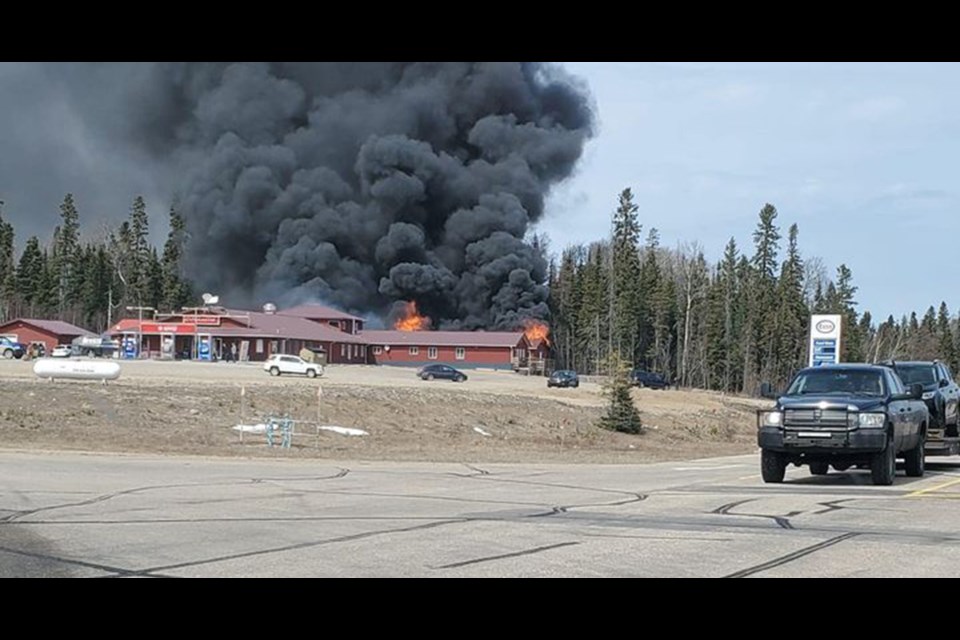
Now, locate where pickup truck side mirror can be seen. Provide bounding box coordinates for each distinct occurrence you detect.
[910,383,924,399]
[760,382,777,399]
[940,378,950,388]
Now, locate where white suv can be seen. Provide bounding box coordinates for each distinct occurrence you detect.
[263,354,323,378]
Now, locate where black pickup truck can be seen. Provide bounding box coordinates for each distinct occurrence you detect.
[757,364,929,485]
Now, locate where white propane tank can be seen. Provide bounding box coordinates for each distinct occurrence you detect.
[33,358,121,381]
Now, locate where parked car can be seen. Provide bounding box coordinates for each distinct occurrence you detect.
[50,345,73,358]
[630,369,669,389]
[263,354,323,378]
[547,370,579,388]
[0,336,24,359]
[877,360,960,437]
[418,363,467,382]
[757,363,928,485]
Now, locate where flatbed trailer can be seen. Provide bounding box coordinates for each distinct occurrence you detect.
[925,431,960,456]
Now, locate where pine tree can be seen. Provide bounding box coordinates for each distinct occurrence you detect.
[744,204,781,390]
[576,242,610,374]
[773,224,807,386]
[16,236,46,315]
[129,196,151,306]
[53,193,81,317]
[161,205,192,312]
[597,353,643,434]
[0,202,17,322]
[833,264,862,361]
[610,188,642,362]
[638,229,662,370]
[936,302,956,367]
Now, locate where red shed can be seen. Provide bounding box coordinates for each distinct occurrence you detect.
[363,330,529,370]
[0,318,95,354]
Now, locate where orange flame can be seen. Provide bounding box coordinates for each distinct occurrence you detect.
[522,319,550,346]
[394,301,431,331]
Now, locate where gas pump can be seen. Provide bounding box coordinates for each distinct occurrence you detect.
[197,334,212,361]
[121,332,138,359]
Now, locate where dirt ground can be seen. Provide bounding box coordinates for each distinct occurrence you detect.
[0,359,769,463]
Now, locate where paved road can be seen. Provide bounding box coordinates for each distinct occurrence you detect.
[3,450,960,577]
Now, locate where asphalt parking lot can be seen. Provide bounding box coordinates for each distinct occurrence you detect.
[4,450,960,577]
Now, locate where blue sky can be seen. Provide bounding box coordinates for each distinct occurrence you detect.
[539,62,960,322]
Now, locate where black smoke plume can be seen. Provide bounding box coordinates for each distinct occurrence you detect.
[129,62,595,329]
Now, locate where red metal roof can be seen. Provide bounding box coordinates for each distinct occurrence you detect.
[363,330,527,348]
[0,318,95,337]
[110,311,367,344]
[279,303,364,322]
[228,309,368,343]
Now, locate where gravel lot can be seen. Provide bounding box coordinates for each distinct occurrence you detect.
[0,358,767,463]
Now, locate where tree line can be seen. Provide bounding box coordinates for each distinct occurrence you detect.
[547,188,960,393]
[0,194,194,333]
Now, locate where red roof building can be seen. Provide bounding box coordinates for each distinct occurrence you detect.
[108,307,369,363]
[363,330,530,370]
[0,318,95,354]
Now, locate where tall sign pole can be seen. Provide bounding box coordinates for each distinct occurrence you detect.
[809,314,842,367]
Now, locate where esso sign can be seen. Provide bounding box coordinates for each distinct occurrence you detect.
[815,319,836,333]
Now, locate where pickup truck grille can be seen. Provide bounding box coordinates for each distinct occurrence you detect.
[784,408,849,428]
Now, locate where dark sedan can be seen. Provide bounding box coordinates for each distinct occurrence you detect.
[418,363,468,382]
[630,369,670,389]
[547,370,579,388]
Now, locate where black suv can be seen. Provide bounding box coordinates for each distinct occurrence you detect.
[877,360,960,436]
[547,370,579,388]
[758,364,928,485]
[630,369,669,389]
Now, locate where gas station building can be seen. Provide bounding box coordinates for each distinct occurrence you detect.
[107,304,370,364]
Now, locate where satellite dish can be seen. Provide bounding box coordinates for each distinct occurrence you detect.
[208,295,219,305]
[262,303,277,314]
[202,293,219,305]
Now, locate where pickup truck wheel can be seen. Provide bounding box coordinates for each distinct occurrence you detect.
[870,437,896,486]
[1,349,12,359]
[760,449,786,483]
[809,462,829,475]
[904,436,925,477]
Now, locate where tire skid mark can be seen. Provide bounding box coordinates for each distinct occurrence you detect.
[723,532,860,578]
[433,541,580,569]
[0,543,178,578]
[711,498,794,529]
[1,470,352,523]
[140,518,468,574]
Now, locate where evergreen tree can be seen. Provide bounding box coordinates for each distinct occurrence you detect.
[597,353,643,434]
[576,242,610,373]
[161,205,191,312]
[744,204,781,391]
[610,188,642,362]
[637,229,661,368]
[773,224,807,386]
[16,236,45,315]
[53,193,82,316]
[0,202,17,322]
[936,302,956,367]
[129,196,151,305]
